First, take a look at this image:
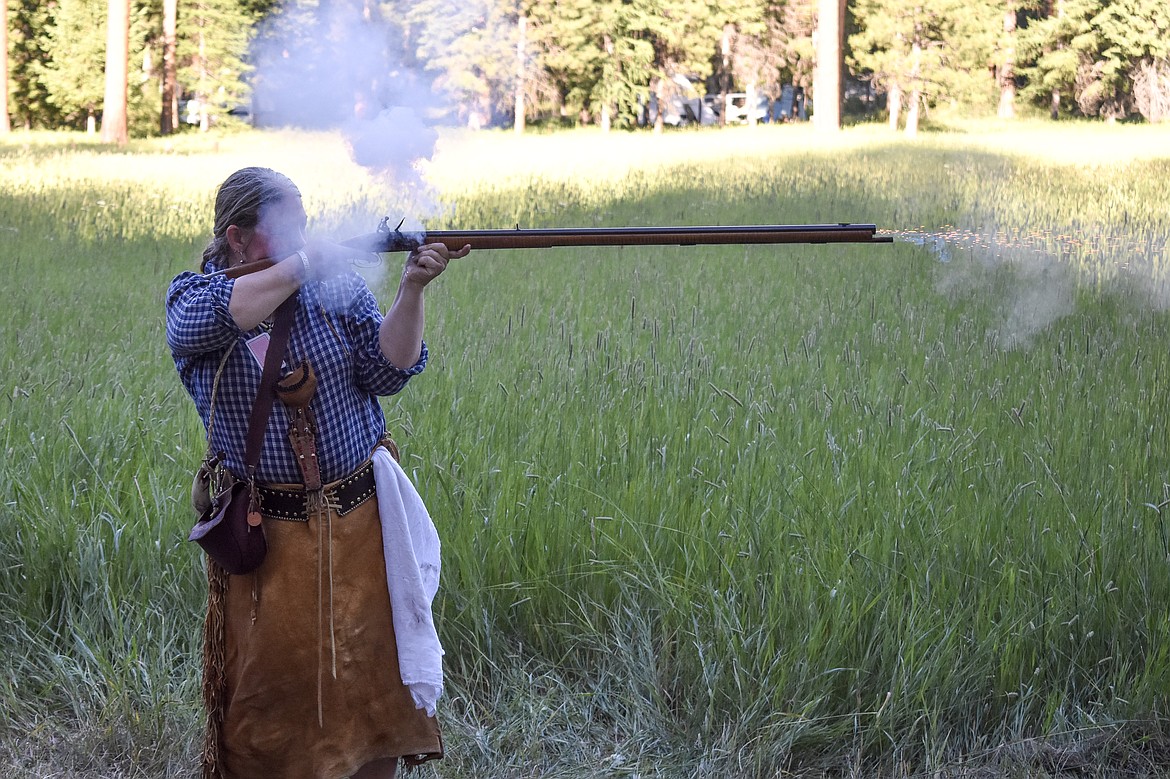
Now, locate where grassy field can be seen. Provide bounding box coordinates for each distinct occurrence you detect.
[2,120,1170,778]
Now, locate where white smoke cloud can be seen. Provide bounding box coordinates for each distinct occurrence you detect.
[250,1,446,187]
[343,106,439,189]
[921,234,1076,350]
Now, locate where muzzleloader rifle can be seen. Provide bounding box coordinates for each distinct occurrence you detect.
[210,218,891,279]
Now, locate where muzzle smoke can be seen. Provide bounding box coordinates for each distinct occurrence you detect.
[249,2,449,289]
[250,2,446,196]
[899,226,1170,350]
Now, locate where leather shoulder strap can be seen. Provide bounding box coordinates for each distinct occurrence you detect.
[243,292,299,476]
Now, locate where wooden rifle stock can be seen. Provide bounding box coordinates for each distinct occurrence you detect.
[212,221,891,279]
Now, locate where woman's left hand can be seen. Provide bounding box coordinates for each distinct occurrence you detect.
[402,242,470,289]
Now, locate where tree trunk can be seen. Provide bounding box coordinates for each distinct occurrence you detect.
[1049,0,1063,120]
[101,0,131,145]
[513,12,526,134]
[161,0,178,134]
[196,26,210,132]
[653,76,665,133]
[888,81,901,130]
[997,4,1016,119]
[1,0,10,135]
[600,33,614,132]
[719,25,733,127]
[904,42,921,137]
[813,0,842,131]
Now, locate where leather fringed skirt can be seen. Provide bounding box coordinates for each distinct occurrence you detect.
[201,475,442,779]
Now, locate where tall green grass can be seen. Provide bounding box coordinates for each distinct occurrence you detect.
[2,123,1170,777]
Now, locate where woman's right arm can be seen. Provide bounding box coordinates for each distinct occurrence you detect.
[166,272,241,357]
[226,254,306,331]
[167,243,356,356]
[226,244,361,330]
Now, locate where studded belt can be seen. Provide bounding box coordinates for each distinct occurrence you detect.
[256,461,376,522]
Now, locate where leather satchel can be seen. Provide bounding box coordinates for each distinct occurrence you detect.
[188,480,264,575]
[188,292,299,575]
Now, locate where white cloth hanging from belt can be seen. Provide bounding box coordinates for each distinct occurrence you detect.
[372,447,444,716]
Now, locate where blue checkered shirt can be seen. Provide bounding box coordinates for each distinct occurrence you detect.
[166,262,425,484]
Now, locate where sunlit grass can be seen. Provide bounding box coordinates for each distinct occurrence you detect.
[2,123,1170,777]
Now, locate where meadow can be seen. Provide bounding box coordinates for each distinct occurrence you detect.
[2,120,1170,778]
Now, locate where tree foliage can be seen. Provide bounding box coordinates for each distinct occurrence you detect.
[3,0,1168,136]
[177,0,255,130]
[7,0,62,129]
[397,0,521,127]
[850,0,1001,130]
[527,0,656,128]
[40,0,108,127]
[726,0,811,99]
[1019,0,1170,119]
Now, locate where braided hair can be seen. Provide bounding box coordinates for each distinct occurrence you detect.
[200,167,300,272]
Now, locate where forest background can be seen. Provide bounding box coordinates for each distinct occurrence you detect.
[2,0,1169,145]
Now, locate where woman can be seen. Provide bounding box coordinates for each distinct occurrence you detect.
[166,167,468,779]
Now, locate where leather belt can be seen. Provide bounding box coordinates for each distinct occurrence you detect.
[256,461,376,522]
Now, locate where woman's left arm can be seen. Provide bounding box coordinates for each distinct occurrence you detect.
[378,242,469,368]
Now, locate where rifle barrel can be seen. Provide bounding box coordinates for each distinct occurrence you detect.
[210,223,891,278]
[342,223,892,253]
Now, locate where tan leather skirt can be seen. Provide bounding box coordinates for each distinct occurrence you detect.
[201,485,442,779]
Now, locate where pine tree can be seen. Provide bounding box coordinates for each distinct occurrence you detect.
[1019,0,1169,120]
[528,0,655,129]
[722,0,797,121]
[850,0,1000,134]
[177,0,254,130]
[7,1,62,129]
[399,0,521,128]
[39,0,109,132]
[641,0,733,130]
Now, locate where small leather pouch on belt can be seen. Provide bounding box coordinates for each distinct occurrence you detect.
[376,433,400,463]
[276,359,321,490]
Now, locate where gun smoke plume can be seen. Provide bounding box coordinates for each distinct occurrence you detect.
[902,228,1076,350]
[901,225,1170,350]
[250,1,445,209]
[248,1,452,291]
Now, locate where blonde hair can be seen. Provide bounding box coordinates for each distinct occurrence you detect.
[201,167,301,272]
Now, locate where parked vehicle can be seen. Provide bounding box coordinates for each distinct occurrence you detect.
[772,85,808,122]
[177,98,254,128]
[641,74,719,127]
[722,92,772,124]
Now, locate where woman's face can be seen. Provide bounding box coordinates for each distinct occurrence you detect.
[238,194,307,264]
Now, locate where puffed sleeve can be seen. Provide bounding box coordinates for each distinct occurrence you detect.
[165,271,243,357]
[346,281,426,396]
